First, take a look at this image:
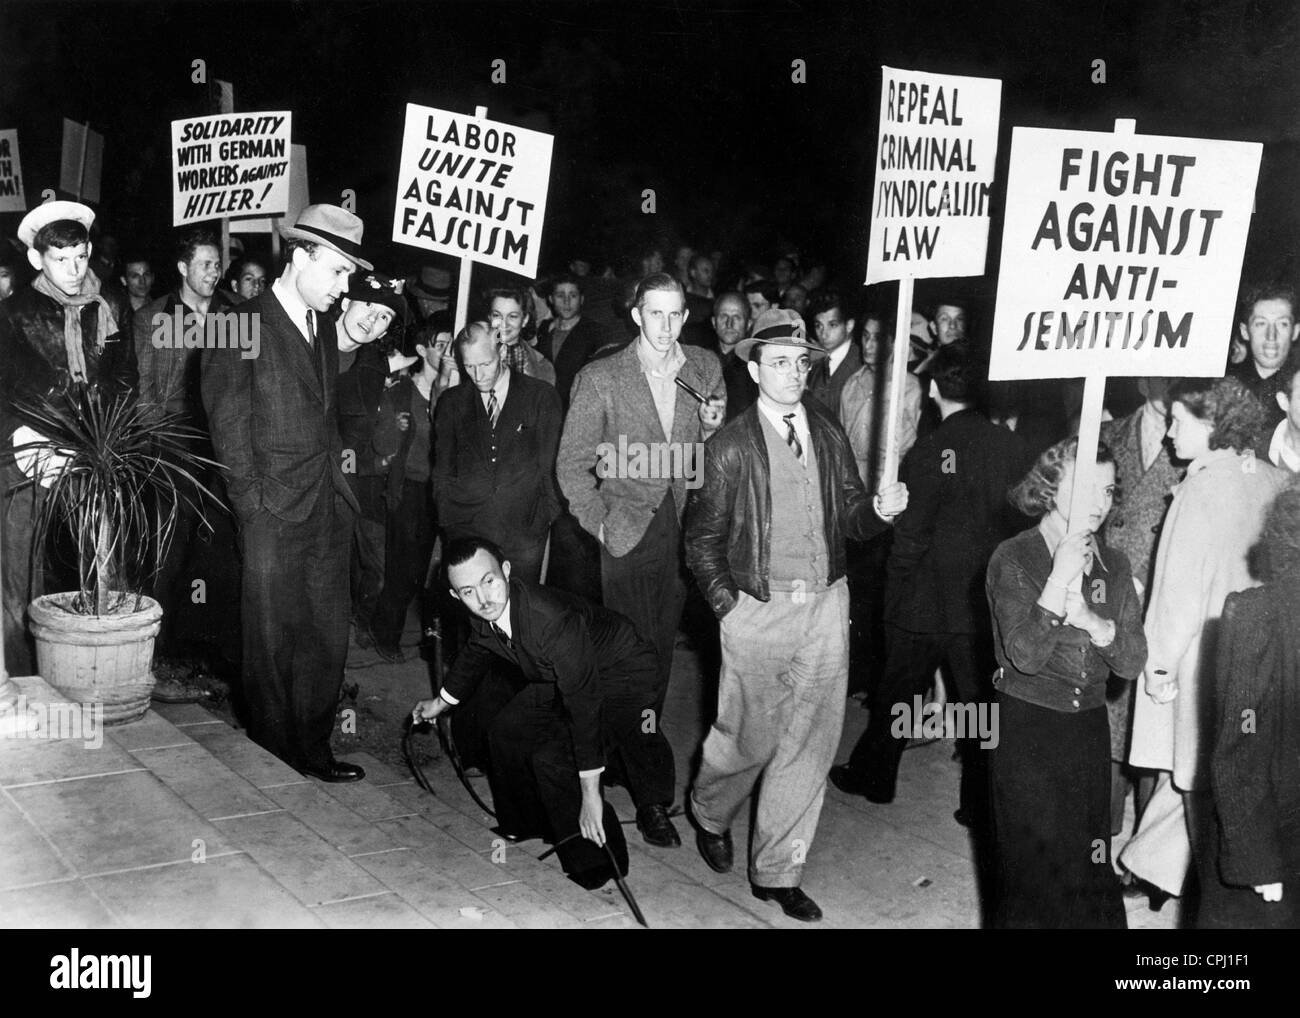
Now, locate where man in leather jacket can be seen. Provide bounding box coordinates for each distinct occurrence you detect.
[683,308,907,921]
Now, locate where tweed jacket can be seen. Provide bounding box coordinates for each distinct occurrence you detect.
[558,339,724,557]
[839,360,923,490]
[133,287,235,428]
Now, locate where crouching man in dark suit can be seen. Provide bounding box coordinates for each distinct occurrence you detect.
[412,537,675,889]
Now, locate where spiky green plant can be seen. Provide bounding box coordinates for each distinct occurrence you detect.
[7,386,224,617]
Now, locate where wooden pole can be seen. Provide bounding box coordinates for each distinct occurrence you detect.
[881,275,914,486]
[452,105,489,336]
[218,87,233,274]
[77,121,90,200]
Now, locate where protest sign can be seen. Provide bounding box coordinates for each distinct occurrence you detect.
[60,120,103,203]
[171,111,293,226]
[0,130,24,212]
[866,66,1002,285]
[230,144,309,234]
[392,102,553,278]
[989,123,1261,381]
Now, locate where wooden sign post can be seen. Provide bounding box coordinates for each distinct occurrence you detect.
[865,66,1003,486]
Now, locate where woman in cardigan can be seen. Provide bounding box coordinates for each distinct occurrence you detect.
[1201,480,1300,928]
[986,437,1147,928]
[1121,377,1287,913]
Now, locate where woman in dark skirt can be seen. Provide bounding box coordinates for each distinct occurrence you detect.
[985,437,1148,928]
[1202,480,1300,929]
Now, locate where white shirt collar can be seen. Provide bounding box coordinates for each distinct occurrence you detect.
[635,337,686,378]
[827,343,850,375]
[271,276,313,343]
[481,366,511,409]
[494,598,513,638]
[1268,419,1300,472]
[756,396,809,451]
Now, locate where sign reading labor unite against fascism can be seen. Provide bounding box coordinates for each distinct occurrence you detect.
[865,66,1002,284]
[0,129,24,212]
[171,111,293,226]
[392,102,553,277]
[989,125,1261,380]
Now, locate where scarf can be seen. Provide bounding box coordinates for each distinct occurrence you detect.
[30,268,118,385]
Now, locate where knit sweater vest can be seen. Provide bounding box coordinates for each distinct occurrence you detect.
[759,412,830,593]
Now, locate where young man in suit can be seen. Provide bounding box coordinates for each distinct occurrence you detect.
[534,274,608,409]
[202,205,367,783]
[831,345,1032,829]
[685,308,908,920]
[806,288,863,415]
[557,272,726,849]
[412,537,675,889]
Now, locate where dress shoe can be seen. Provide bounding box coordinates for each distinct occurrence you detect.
[828,764,893,804]
[374,642,405,664]
[752,884,823,922]
[636,804,681,848]
[693,825,734,873]
[1122,874,1172,912]
[301,759,366,783]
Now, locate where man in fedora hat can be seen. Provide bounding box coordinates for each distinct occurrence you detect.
[683,307,908,921]
[0,201,136,674]
[202,204,369,782]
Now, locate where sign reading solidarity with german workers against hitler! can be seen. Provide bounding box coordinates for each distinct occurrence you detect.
[392,103,553,277]
[989,126,1261,380]
[171,111,293,226]
[0,129,24,213]
[865,66,1002,284]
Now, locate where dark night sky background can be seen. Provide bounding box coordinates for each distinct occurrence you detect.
[3,0,1300,317]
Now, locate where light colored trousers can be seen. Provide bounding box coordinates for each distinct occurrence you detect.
[691,581,849,888]
[1119,771,1190,895]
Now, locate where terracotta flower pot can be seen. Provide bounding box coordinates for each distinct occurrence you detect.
[27,592,163,725]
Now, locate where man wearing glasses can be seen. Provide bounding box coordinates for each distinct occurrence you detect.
[684,308,908,921]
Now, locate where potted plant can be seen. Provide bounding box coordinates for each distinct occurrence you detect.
[8,384,221,724]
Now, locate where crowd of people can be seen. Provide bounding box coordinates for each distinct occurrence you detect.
[2,195,1299,928]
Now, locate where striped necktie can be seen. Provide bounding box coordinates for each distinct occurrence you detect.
[486,391,499,428]
[783,412,803,461]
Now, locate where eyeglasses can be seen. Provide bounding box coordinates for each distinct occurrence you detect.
[761,356,814,376]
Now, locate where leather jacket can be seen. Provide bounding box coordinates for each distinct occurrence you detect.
[685,397,886,617]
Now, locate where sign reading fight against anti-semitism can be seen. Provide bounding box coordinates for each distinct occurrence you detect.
[989,126,1261,380]
[392,103,553,277]
[0,130,24,213]
[865,67,1002,284]
[170,112,293,226]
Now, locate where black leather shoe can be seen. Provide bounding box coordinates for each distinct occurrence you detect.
[636,804,682,848]
[693,825,733,873]
[829,764,893,804]
[301,759,366,783]
[752,884,823,922]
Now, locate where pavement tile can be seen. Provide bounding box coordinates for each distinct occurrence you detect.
[0,725,141,788]
[351,848,518,929]
[0,792,73,890]
[262,782,396,856]
[313,892,436,929]
[105,710,196,753]
[149,702,226,727]
[427,809,502,855]
[343,751,412,787]
[470,880,583,929]
[374,815,515,890]
[312,778,418,822]
[185,724,305,788]
[620,843,769,929]
[487,846,626,922]
[210,810,387,907]
[86,853,324,929]
[0,878,120,928]
[129,742,277,821]
[8,769,233,875]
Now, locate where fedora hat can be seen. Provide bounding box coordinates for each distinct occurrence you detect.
[279,204,373,270]
[18,200,95,249]
[734,308,828,361]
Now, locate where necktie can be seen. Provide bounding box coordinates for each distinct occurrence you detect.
[304,310,315,348]
[486,390,499,428]
[783,413,803,462]
[491,621,513,651]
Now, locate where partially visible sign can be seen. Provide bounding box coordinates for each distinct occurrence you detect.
[865,67,1002,284]
[230,145,309,234]
[170,111,292,225]
[59,119,103,203]
[392,103,553,277]
[0,129,24,212]
[989,125,1261,380]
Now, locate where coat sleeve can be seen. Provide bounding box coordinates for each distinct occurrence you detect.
[201,339,259,519]
[536,383,564,527]
[840,424,885,543]
[986,545,1072,676]
[133,303,159,416]
[441,634,496,705]
[536,610,605,773]
[1211,593,1284,887]
[1143,490,1205,676]
[886,442,940,587]
[556,366,608,538]
[1093,554,1147,680]
[684,438,741,617]
[430,390,457,521]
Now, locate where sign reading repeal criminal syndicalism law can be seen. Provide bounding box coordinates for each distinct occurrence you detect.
[392,103,553,277]
[865,66,1002,284]
[988,125,1261,380]
[0,130,24,213]
[170,111,292,226]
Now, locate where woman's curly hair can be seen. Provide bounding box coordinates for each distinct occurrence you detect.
[1260,478,1300,580]
[1009,435,1117,518]
[1168,376,1267,453]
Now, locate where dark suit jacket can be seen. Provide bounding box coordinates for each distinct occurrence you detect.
[442,579,655,771]
[887,408,1033,634]
[432,371,563,553]
[134,287,234,429]
[201,286,360,523]
[535,317,608,408]
[721,350,758,422]
[807,344,862,416]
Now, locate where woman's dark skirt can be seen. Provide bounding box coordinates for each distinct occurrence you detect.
[990,693,1126,929]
